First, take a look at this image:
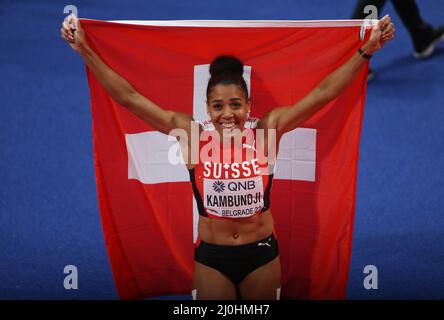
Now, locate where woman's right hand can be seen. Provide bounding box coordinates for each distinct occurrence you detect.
[60,14,86,53]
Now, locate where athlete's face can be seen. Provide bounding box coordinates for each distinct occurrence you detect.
[207,84,250,136]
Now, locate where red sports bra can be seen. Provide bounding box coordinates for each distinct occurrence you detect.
[188,118,274,219]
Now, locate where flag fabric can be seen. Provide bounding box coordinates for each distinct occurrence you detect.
[81,19,371,299]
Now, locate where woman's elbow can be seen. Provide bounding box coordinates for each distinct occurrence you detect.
[113,91,137,109]
[314,86,336,106]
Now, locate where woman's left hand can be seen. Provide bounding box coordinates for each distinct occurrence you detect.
[367,15,395,53]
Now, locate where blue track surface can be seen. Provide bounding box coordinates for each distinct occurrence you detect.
[0,0,443,299]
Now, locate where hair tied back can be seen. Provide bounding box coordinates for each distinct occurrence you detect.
[209,56,244,78]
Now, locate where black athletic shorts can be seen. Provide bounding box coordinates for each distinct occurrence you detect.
[194,233,279,286]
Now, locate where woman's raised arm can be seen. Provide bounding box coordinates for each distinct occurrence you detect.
[261,15,395,136]
[60,15,193,135]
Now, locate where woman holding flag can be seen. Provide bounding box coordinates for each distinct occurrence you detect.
[61,15,394,300]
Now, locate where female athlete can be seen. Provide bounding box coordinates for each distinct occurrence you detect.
[61,15,394,300]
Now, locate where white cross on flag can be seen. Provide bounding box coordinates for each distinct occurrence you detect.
[83,19,370,299]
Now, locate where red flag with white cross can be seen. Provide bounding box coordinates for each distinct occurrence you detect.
[82,19,370,299]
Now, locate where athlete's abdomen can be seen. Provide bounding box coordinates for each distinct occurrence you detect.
[197,209,275,245]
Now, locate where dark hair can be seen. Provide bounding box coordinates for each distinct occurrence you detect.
[206,56,249,100]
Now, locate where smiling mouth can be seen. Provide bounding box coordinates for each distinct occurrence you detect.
[220,122,239,130]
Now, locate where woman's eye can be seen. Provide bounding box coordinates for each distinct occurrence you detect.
[231,103,241,109]
[213,104,222,110]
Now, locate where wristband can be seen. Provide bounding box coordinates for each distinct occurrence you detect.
[358,47,373,60]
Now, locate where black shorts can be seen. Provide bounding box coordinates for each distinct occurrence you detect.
[194,233,279,286]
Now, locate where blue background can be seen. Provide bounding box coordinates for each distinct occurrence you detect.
[0,0,443,299]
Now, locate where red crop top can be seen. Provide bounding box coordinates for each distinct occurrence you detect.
[188,118,274,219]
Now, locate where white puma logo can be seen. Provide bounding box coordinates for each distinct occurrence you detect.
[242,143,257,152]
[257,238,272,247]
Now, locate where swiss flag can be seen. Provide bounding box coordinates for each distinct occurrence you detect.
[82,19,371,299]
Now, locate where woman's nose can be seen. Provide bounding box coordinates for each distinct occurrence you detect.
[221,106,233,118]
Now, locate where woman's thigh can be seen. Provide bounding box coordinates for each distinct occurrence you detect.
[238,256,281,300]
[192,261,237,300]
